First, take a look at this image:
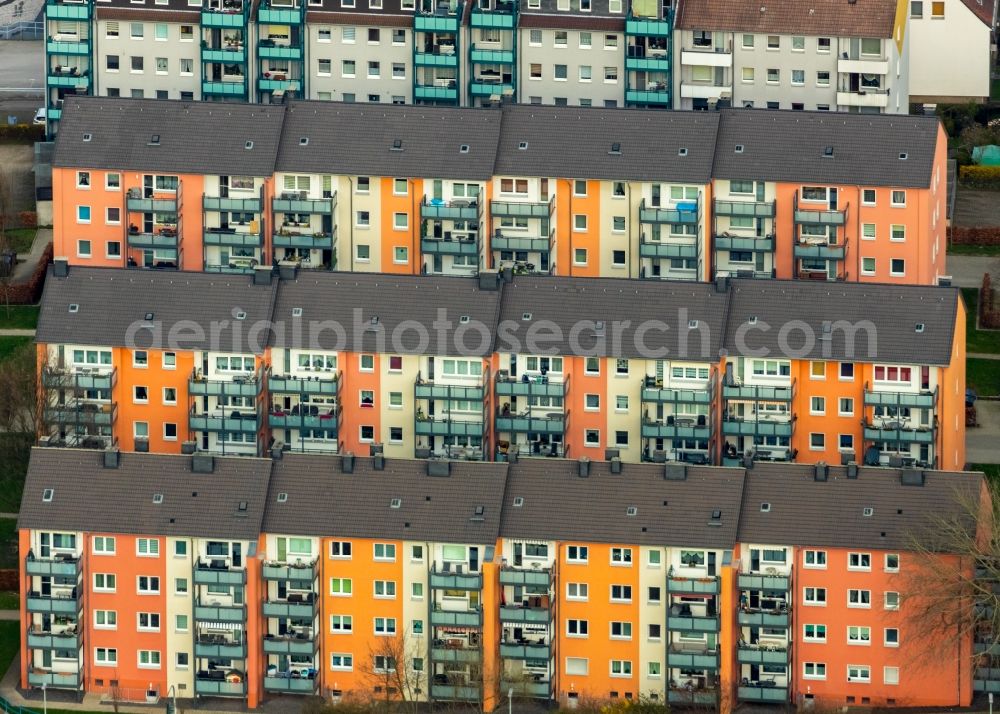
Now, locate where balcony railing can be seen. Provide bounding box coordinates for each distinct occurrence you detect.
[269,373,340,396]
[738,644,789,665]
[666,646,719,669]
[415,376,486,401]
[639,198,699,224]
[194,679,247,697]
[420,197,481,220]
[490,196,553,218]
[499,642,552,659]
[495,372,567,398]
[668,689,717,706]
[491,233,551,253]
[431,646,482,663]
[714,234,775,253]
[499,566,552,587]
[189,409,261,434]
[499,605,552,623]
[431,684,481,701]
[273,229,335,250]
[263,676,317,693]
[127,231,179,253]
[626,9,673,37]
[272,193,335,214]
[26,556,81,578]
[204,194,263,213]
[195,639,248,659]
[45,0,92,19]
[714,199,775,218]
[269,405,341,431]
[27,629,81,650]
[414,417,484,438]
[420,235,479,256]
[262,561,317,582]
[639,233,698,260]
[430,608,483,627]
[737,573,790,591]
[864,384,937,408]
[200,3,250,26]
[668,613,719,632]
[126,191,178,213]
[723,382,795,402]
[641,416,711,441]
[722,416,794,438]
[640,381,714,404]
[495,410,566,435]
[194,559,247,585]
[42,402,117,427]
[738,609,789,627]
[793,241,847,261]
[793,205,847,226]
[194,601,246,622]
[189,368,262,397]
[502,680,552,699]
[262,635,317,655]
[27,671,80,689]
[262,598,317,619]
[667,575,719,594]
[738,685,788,702]
[863,422,936,444]
[203,229,263,248]
[430,564,483,590]
[470,0,516,27]
[257,0,306,23]
[26,593,80,615]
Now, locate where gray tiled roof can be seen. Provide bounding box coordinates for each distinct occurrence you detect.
[675,0,898,37]
[496,276,727,360]
[736,463,983,551]
[714,109,940,188]
[18,448,272,540]
[271,272,502,355]
[276,101,502,180]
[723,278,959,365]
[53,98,286,177]
[500,459,745,548]
[263,454,509,543]
[36,267,279,354]
[494,104,720,182]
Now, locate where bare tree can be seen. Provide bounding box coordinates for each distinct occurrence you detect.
[360,630,426,714]
[899,477,993,669]
[0,170,14,318]
[0,340,38,434]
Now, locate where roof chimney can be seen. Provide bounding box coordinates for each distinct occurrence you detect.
[278,263,298,282]
[714,276,728,293]
[847,463,859,479]
[370,443,384,456]
[373,453,386,471]
[341,453,355,473]
[604,448,620,461]
[427,460,451,477]
[664,463,687,481]
[479,270,501,291]
[103,447,120,469]
[814,462,829,481]
[578,457,591,478]
[900,469,925,487]
[610,457,623,474]
[53,258,69,278]
[135,437,149,453]
[181,441,197,455]
[270,443,284,460]
[253,265,273,286]
[192,453,215,474]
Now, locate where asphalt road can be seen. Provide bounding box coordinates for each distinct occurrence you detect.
[0,40,43,124]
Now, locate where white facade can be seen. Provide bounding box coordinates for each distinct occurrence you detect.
[93,18,203,100]
[907,0,993,102]
[518,27,626,106]
[307,22,415,103]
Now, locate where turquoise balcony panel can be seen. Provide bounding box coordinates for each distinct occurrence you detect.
[202,47,247,63]
[414,85,459,101]
[415,51,459,67]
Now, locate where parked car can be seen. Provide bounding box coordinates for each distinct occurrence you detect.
[33,107,46,125]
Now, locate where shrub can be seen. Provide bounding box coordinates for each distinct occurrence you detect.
[0,124,44,143]
[959,164,1000,189]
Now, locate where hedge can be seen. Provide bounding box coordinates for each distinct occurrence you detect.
[0,124,44,143]
[948,226,1000,245]
[0,241,52,304]
[959,164,1000,189]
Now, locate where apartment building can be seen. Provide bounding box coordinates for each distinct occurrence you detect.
[17,448,985,710]
[907,0,995,104]
[33,264,967,469]
[673,0,910,113]
[52,98,950,285]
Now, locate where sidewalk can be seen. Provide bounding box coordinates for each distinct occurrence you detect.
[0,329,34,337]
[8,228,51,285]
[970,352,1000,360]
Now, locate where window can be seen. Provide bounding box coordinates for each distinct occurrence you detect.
[810,396,825,415]
[554,64,568,80]
[130,56,143,72]
[885,628,899,646]
[615,395,629,411]
[574,248,588,264]
[849,552,871,570]
[805,550,827,570]
[791,35,805,50]
[610,584,632,602]
[648,585,661,603]
[810,433,825,450]
[374,580,396,598]
[604,34,618,48]
[77,205,91,223]
[330,578,352,595]
[611,547,632,565]
[884,591,900,610]
[885,553,900,572]
[585,357,600,375]
[137,575,160,594]
[554,30,567,46]
[585,394,600,411]
[803,662,826,680]
[862,257,876,275]
[138,613,161,631]
[360,354,375,371]
[356,210,370,227]
[567,582,588,600]
[891,224,906,242]
[566,657,588,676]
[612,249,626,267]
[610,660,632,677]
[331,653,353,671]
[804,587,826,605]
[891,190,906,206]
[741,67,754,83]
[374,617,397,635]
[911,0,923,15]
[137,538,159,557]
[848,589,871,607]
[368,61,380,78]
[890,259,905,276]
[330,541,352,558]
[155,57,167,73]
[130,22,143,38]
[567,545,588,563]
[133,386,148,403]
[411,582,424,599]
[355,244,370,262]
[766,68,779,84]
[174,577,188,594]
[648,624,662,640]
[94,610,117,629]
[885,666,900,685]
[741,33,754,48]
[848,626,871,644]
[804,624,827,642]
[330,615,352,633]
[817,37,831,52]
[791,69,804,85]
[340,59,353,77]
[567,619,588,637]
[393,213,408,231]
[610,621,632,639]
[93,536,115,554]
[175,614,188,632]
[584,429,600,446]
[931,0,944,16]
[95,648,118,666]
[94,573,116,592]
[838,398,855,417]
[766,34,779,49]
[374,543,396,561]
[848,665,871,683]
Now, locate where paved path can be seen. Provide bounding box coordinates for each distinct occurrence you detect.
[9,228,51,284]
[968,400,1000,464]
[970,352,1000,360]
[0,610,17,621]
[947,254,1000,288]
[0,329,34,336]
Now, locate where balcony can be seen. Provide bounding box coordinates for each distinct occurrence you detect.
[864,386,936,408]
[680,45,732,67]
[416,47,460,68]
[194,560,247,585]
[415,378,486,402]
[722,416,794,438]
[470,46,515,64]
[738,573,790,591]
[625,47,670,72]
[793,203,847,225]
[431,684,480,701]
[715,234,774,253]
[499,605,552,624]
[414,417,484,438]
[495,373,566,398]
[270,373,340,396]
[738,644,789,665]
[195,639,248,659]
[200,5,249,27]
[495,411,565,435]
[680,81,733,99]
[430,565,483,590]
[641,415,711,441]
[626,10,672,37]
[490,197,553,218]
[273,194,335,214]
[262,561,317,582]
[421,197,481,221]
[203,196,262,213]
[263,676,317,693]
[430,608,483,627]
[189,410,260,434]
[668,612,719,632]
[27,671,80,689]
[499,566,552,588]
[491,232,550,253]
[668,689,717,706]
[499,642,551,659]
[26,556,81,578]
[258,0,305,23]
[262,598,317,619]
[127,192,178,213]
[262,635,317,656]
[258,77,302,93]
[46,71,89,89]
[503,680,552,699]
[195,601,246,622]
[642,381,713,404]
[269,405,341,431]
[723,382,794,402]
[414,84,459,102]
[863,422,936,444]
[640,199,698,225]
[667,646,719,669]
[470,79,516,97]
[714,199,775,218]
[26,593,80,615]
[837,88,889,108]
[202,46,247,63]
[667,575,719,594]
[738,685,788,703]
[43,402,117,427]
[420,235,478,256]
[738,609,789,627]
[258,44,304,60]
[470,2,516,27]
[203,229,262,249]
[625,89,672,106]
[45,0,91,19]
[194,678,247,697]
[639,234,698,261]
[202,80,247,96]
[793,241,846,261]
[46,38,90,55]
[431,646,481,663]
[414,11,461,32]
[189,371,262,397]
[273,229,335,250]
[127,231,179,253]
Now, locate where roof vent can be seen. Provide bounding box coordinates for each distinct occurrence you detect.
[578,457,591,478]
[609,142,622,155]
[42,488,54,502]
[678,147,688,157]
[149,134,160,146]
[53,259,69,278]
[664,463,687,481]
[748,315,757,324]
[292,307,303,317]
[814,462,828,481]
[235,310,246,320]
[103,448,120,469]
[68,303,79,313]
[144,312,154,321]
[901,469,925,487]
[277,492,288,503]
[760,502,771,512]
[899,152,908,160]
[342,452,355,473]
[459,144,470,153]
[521,312,532,321]
[822,146,834,158]
[513,496,524,507]
[626,505,638,517]
[459,315,470,324]
[914,322,925,333]
[863,506,875,517]
[82,133,92,142]
[192,453,215,474]
[427,460,451,477]
[735,144,744,153]
[688,319,698,329]
[299,137,309,146]
[518,141,528,150]
[594,320,605,335]
[238,500,248,512]
[245,140,254,150]
[390,497,402,509]
[391,138,403,151]
[153,493,163,504]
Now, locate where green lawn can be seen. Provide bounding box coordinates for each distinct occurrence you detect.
[962,288,1000,354]
[0,336,32,361]
[992,76,1000,101]
[0,620,18,681]
[0,590,18,609]
[0,434,32,514]
[0,517,16,569]
[968,357,1000,396]
[948,243,1000,256]
[3,228,36,254]
[0,305,39,330]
